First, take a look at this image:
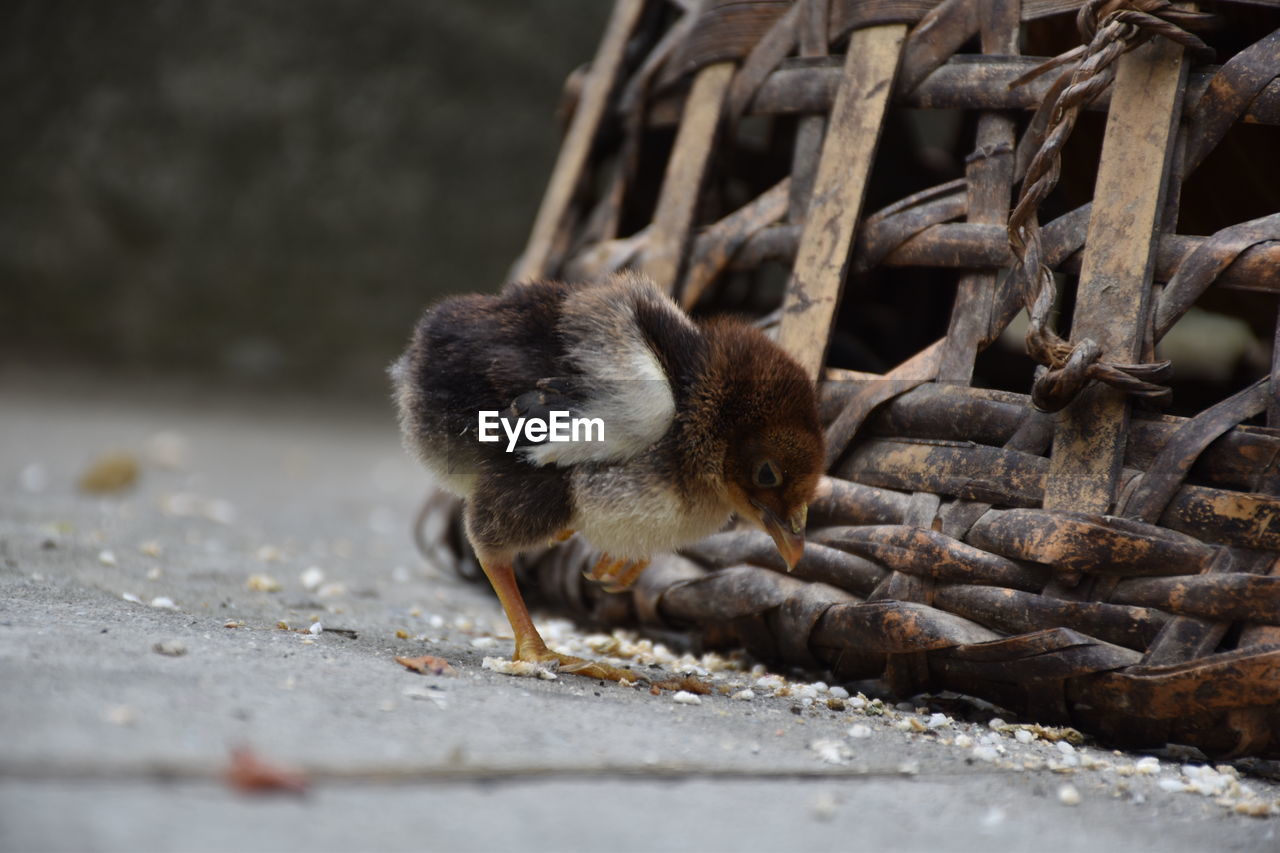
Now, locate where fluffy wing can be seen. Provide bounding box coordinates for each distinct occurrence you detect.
[519,273,703,468]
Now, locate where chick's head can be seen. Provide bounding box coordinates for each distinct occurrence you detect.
[724,423,822,569]
[706,321,824,570]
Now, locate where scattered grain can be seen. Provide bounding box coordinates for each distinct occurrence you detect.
[482,657,557,680]
[246,574,281,593]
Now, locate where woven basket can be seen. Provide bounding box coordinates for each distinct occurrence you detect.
[422,0,1280,758]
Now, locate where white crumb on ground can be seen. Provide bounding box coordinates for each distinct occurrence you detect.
[482,657,558,680]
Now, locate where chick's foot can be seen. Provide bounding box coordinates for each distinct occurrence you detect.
[515,644,641,684]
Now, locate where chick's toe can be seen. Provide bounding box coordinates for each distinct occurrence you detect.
[534,651,641,684]
[602,558,649,593]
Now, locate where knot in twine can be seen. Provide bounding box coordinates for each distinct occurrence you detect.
[1030,337,1172,413]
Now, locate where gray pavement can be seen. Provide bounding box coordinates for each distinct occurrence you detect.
[2,371,1278,853]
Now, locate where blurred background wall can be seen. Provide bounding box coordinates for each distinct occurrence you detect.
[1,0,610,399]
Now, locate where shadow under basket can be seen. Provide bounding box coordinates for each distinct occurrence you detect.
[422,0,1280,758]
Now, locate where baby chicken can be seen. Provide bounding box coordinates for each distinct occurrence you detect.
[392,271,822,682]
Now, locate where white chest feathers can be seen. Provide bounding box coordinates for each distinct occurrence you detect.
[567,463,729,559]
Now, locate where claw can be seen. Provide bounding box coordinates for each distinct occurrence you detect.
[603,558,649,592]
[584,553,625,582]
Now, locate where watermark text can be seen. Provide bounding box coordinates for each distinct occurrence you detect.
[477,410,604,452]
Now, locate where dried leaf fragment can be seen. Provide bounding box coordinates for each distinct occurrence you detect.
[225,747,307,795]
[651,674,712,695]
[395,654,456,676]
[79,452,139,494]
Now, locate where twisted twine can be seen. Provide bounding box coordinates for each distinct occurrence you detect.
[1007,0,1212,413]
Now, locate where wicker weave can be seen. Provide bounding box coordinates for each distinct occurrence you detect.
[423,0,1280,758]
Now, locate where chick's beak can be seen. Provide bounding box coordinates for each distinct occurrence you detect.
[758,503,807,571]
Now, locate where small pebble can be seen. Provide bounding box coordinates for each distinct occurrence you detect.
[1183,764,1232,797]
[811,793,838,821]
[672,691,702,706]
[731,689,756,701]
[1135,757,1161,775]
[146,431,189,469]
[317,582,347,599]
[808,739,849,765]
[308,622,323,636]
[104,705,137,726]
[1015,729,1035,744]
[19,463,48,493]
[755,674,786,692]
[300,567,325,592]
[98,550,118,567]
[1058,784,1081,806]
[153,640,187,657]
[149,596,176,609]
[847,724,872,739]
[255,545,284,563]
[402,686,447,708]
[160,492,236,525]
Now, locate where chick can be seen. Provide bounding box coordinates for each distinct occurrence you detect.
[392,272,822,682]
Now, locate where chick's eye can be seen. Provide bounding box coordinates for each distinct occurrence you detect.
[753,460,781,488]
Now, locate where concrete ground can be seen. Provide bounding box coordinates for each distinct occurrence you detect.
[2,371,1278,853]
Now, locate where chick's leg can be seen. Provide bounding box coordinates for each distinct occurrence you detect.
[476,553,640,684]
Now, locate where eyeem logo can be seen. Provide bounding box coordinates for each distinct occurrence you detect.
[478,411,604,452]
